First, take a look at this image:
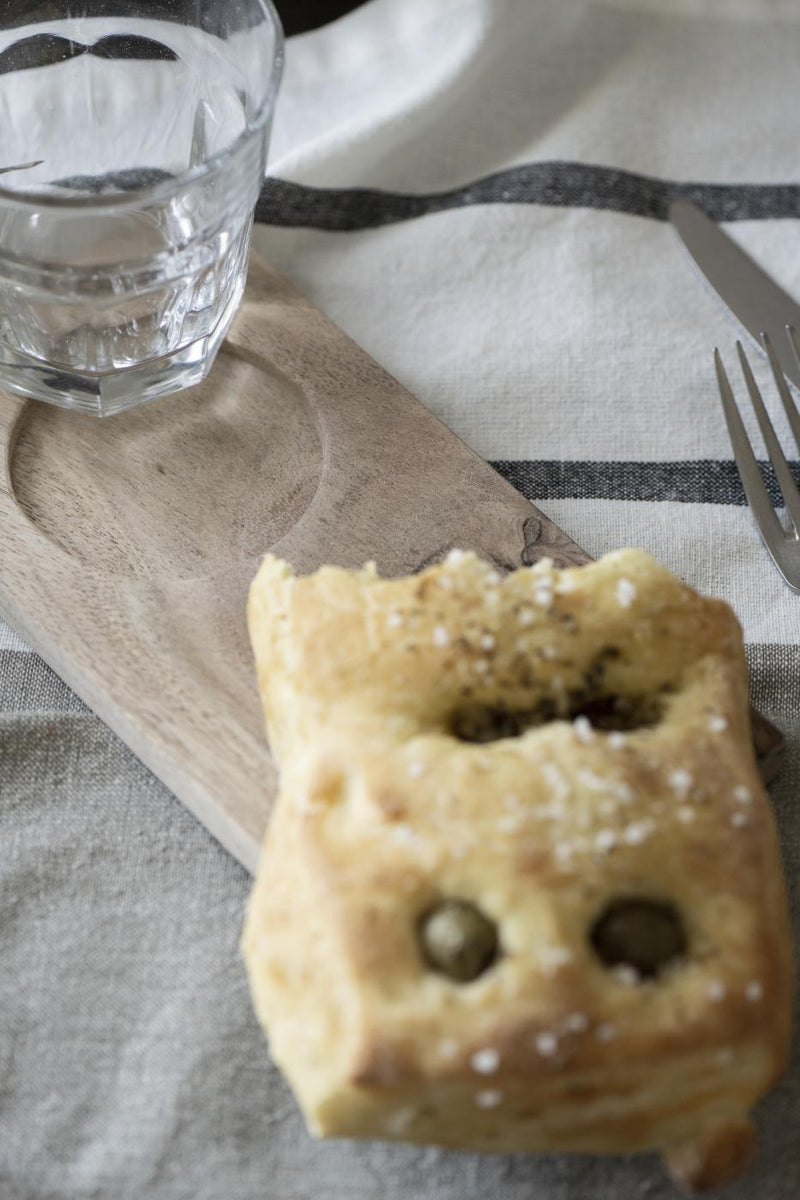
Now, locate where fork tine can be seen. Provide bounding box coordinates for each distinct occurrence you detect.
[782,326,800,457]
[737,340,800,533]
[714,349,786,547]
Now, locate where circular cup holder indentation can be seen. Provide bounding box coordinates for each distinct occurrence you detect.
[10,350,323,580]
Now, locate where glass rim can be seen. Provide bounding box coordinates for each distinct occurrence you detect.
[0,0,284,214]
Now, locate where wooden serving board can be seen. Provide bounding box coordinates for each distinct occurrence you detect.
[1,256,782,869]
[0,255,589,872]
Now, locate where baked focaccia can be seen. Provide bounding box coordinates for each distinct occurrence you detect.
[241,549,792,1192]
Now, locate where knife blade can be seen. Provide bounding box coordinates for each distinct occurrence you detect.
[669,197,800,390]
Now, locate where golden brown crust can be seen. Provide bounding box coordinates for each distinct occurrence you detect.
[664,1119,757,1192]
[241,549,793,1178]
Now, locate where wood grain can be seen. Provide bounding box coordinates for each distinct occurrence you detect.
[0,256,780,868]
[0,255,586,873]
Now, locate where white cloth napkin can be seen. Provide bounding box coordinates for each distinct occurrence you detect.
[253,0,800,646]
[2,3,799,1198]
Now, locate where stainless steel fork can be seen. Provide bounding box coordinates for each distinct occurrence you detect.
[715,330,800,593]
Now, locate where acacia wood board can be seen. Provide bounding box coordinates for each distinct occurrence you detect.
[0,255,780,871]
[0,255,588,872]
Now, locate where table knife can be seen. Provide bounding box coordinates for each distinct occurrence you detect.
[669,197,800,389]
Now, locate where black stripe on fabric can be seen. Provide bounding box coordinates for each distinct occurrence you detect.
[747,644,800,734]
[491,459,800,506]
[1,646,796,727]
[255,162,800,231]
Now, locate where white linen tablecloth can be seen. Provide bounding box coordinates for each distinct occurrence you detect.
[2,1,799,1196]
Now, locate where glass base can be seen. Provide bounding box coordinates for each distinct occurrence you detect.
[0,279,243,417]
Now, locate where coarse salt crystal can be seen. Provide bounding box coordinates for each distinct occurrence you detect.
[470,1048,500,1074]
[497,814,523,834]
[608,732,626,749]
[708,715,728,733]
[677,806,696,824]
[542,763,571,802]
[573,716,594,743]
[613,964,640,986]
[731,811,749,828]
[707,980,727,1003]
[595,829,618,853]
[579,773,633,804]
[475,659,491,674]
[540,945,574,973]
[390,825,417,846]
[480,634,496,651]
[564,1012,589,1034]
[745,981,763,1003]
[616,578,636,607]
[540,644,558,659]
[733,786,753,804]
[554,842,575,865]
[485,570,502,586]
[578,769,610,792]
[407,761,426,778]
[556,575,575,594]
[535,1031,559,1058]
[385,1107,416,1135]
[668,769,693,798]
[432,625,450,647]
[475,1089,503,1109]
[387,612,404,628]
[623,819,655,846]
[517,606,535,626]
[446,549,468,565]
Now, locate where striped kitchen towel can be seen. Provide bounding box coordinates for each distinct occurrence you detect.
[2,2,798,1198]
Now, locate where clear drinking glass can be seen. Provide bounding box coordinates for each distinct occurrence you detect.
[0,1,283,415]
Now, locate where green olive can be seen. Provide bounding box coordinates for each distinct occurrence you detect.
[418,899,499,982]
[591,898,686,978]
